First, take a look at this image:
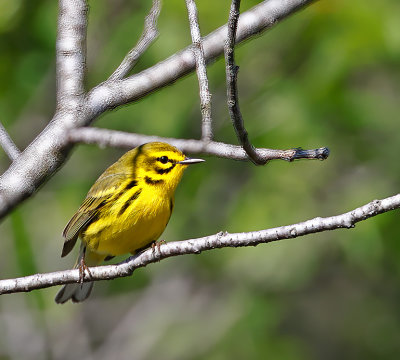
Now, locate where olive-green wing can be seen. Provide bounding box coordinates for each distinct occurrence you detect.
[61,173,130,257]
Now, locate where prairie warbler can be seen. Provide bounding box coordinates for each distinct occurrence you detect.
[55,142,204,304]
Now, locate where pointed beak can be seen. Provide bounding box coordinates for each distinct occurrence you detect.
[178,157,205,165]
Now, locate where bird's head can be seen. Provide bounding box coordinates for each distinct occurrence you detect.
[119,142,204,192]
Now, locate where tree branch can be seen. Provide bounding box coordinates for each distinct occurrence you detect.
[0,121,20,161]
[0,193,398,295]
[225,0,267,165]
[108,0,161,81]
[56,0,87,109]
[185,0,213,141]
[68,127,330,161]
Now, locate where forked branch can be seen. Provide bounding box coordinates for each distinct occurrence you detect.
[85,0,318,120]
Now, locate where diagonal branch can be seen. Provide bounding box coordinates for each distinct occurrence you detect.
[225,0,267,165]
[0,193,398,295]
[0,121,20,161]
[108,0,161,81]
[85,0,316,119]
[185,0,213,141]
[68,127,330,161]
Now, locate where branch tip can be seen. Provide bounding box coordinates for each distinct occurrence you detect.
[108,0,162,81]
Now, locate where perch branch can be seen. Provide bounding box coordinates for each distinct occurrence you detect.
[0,193,398,295]
[68,127,330,161]
[185,0,213,141]
[0,121,20,161]
[108,0,161,81]
[225,0,266,165]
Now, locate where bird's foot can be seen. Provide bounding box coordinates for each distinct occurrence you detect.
[78,256,92,284]
[152,239,166,260]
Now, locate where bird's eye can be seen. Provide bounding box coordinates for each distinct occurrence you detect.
[157,156,169,164]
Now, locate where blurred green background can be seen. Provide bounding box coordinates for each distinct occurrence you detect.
[0,0,400,359]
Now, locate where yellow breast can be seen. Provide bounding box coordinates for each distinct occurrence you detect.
[82,184,173,256]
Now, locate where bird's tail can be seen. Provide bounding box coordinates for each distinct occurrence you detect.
[55,245,104,304]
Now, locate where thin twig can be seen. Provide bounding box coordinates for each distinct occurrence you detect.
[68,127,329,161]
[225,0,267,165]
[108,0,161,81]
[0,193,398,295]
[185,0,213,141]
[0,121,20,161]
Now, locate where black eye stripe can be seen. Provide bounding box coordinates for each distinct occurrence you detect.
[155,163,176,175]
[145,176,164,185]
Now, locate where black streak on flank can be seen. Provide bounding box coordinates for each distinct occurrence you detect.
[125,179,137,189]
[169,199,174,213]
[145,176,164,185]
[118,189,142,216]
[112,179,137,202]
[155,163,176,175]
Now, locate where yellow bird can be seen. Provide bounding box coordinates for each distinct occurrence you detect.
[55,142,204,303]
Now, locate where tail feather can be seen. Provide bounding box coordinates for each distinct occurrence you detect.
[55,282,94,304]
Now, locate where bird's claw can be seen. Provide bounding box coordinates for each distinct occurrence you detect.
[78,256,92,284]
[152,239,166,261]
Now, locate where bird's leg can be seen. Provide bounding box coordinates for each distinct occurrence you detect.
[78,248,92,284]
[152,239,166,260]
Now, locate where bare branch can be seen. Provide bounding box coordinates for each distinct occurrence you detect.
[68,127,329,161]
[0,121,20,161]
[0,193,398,295]
[85,0,316,120]
[225,0,266,165]
[185,0,213,141]
[56,0,87,109]
[108,0,161,81]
